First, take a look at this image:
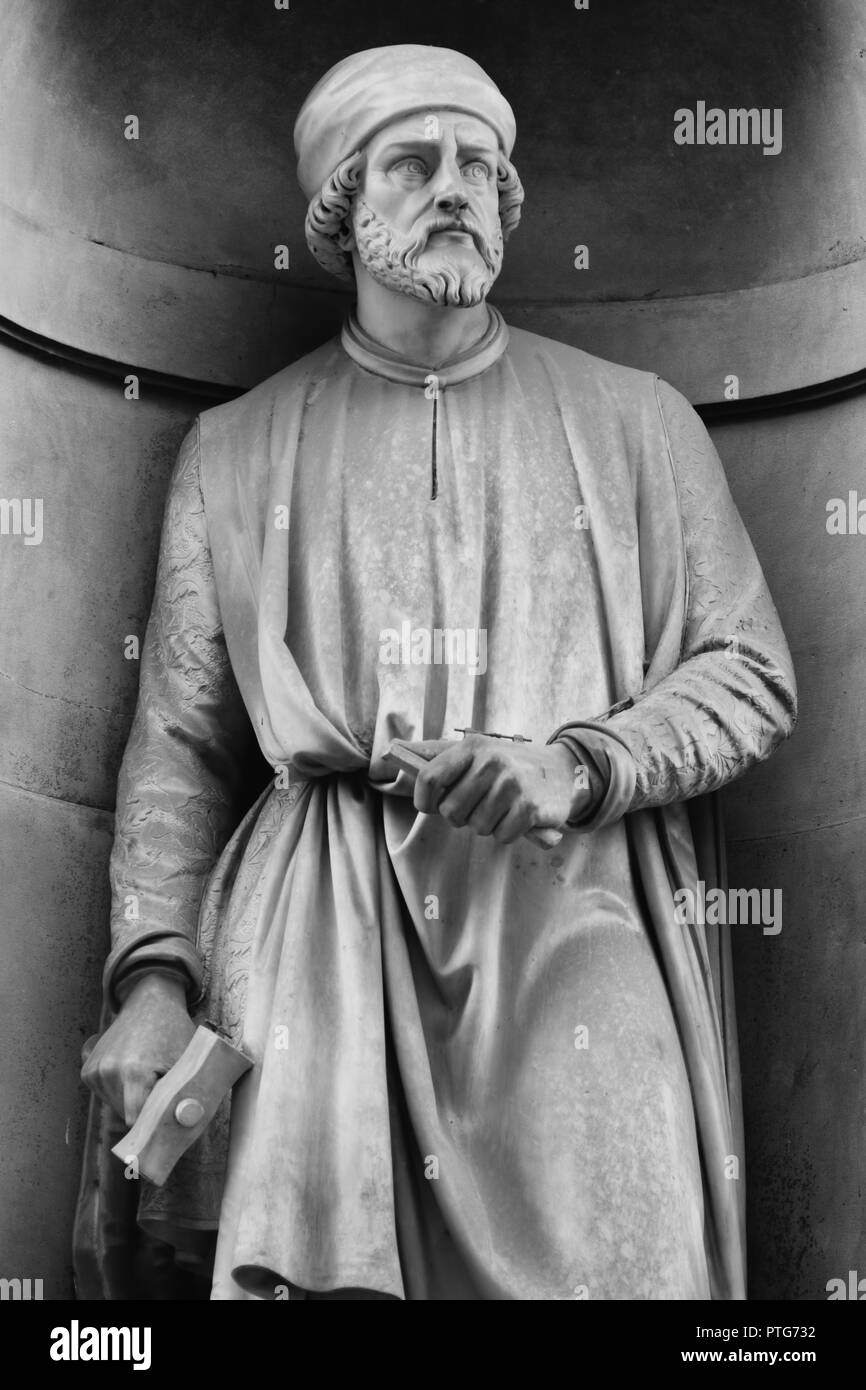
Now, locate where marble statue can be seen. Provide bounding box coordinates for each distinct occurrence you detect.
[82,45,797,1300]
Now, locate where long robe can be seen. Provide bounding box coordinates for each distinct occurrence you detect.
[101,308,796,1300]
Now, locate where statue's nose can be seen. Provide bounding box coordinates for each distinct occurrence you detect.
[431,157,468,214]
[434,187,468,214]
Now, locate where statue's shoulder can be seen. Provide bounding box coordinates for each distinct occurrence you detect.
[504,324,658,411]
[197,335,345,453]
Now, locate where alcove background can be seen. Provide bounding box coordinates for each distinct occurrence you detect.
[1,0,863,1299]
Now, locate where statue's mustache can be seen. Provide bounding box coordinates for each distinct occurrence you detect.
[404,213,502,275]
[416,215,485,250]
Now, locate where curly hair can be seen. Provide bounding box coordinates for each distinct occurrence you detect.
[304,149,525,281]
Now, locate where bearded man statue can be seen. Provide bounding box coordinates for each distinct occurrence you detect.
[82,45,797,1301]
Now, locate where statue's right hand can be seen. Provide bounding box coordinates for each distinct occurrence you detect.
[81,973,197,1127]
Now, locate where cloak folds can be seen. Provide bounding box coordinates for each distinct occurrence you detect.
[75,311,796,1300]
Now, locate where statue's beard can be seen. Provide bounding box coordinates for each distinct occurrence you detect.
[351,198,503,307]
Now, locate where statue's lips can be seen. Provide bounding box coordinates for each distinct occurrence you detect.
[423,228,479,248]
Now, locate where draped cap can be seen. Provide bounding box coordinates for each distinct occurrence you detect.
[294,45,517,201]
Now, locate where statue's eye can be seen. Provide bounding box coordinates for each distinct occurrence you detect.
[463,161,492,181]
[394,157,428,177]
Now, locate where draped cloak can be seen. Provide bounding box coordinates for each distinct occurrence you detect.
[86,308,797,1301]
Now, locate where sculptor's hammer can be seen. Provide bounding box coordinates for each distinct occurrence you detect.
[83,1025,253,1186]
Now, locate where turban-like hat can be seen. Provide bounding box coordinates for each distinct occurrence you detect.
[294,45,517,201]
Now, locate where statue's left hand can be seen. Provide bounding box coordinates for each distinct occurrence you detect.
[405,734,589,844]
[81,974,197,1127]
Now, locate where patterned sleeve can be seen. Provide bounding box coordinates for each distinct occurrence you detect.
[592,377,798,811]
[103,421,253,1009]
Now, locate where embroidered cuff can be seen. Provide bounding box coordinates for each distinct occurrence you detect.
[113,960,195,1008]
[103,931,204,1014]
[547,721,638,832]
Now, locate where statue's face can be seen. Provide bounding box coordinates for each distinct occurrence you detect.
[350,109,504,307]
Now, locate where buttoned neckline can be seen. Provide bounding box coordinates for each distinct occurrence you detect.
[340,305,508,387]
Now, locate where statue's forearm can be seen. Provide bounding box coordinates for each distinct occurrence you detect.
[104,424,251,1012]
[609,381,796,810]
[601,645,796,811]
[551,377,797,823]
[552,635,795,823]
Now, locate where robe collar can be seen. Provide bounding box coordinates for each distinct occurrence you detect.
[341,305,508,387]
